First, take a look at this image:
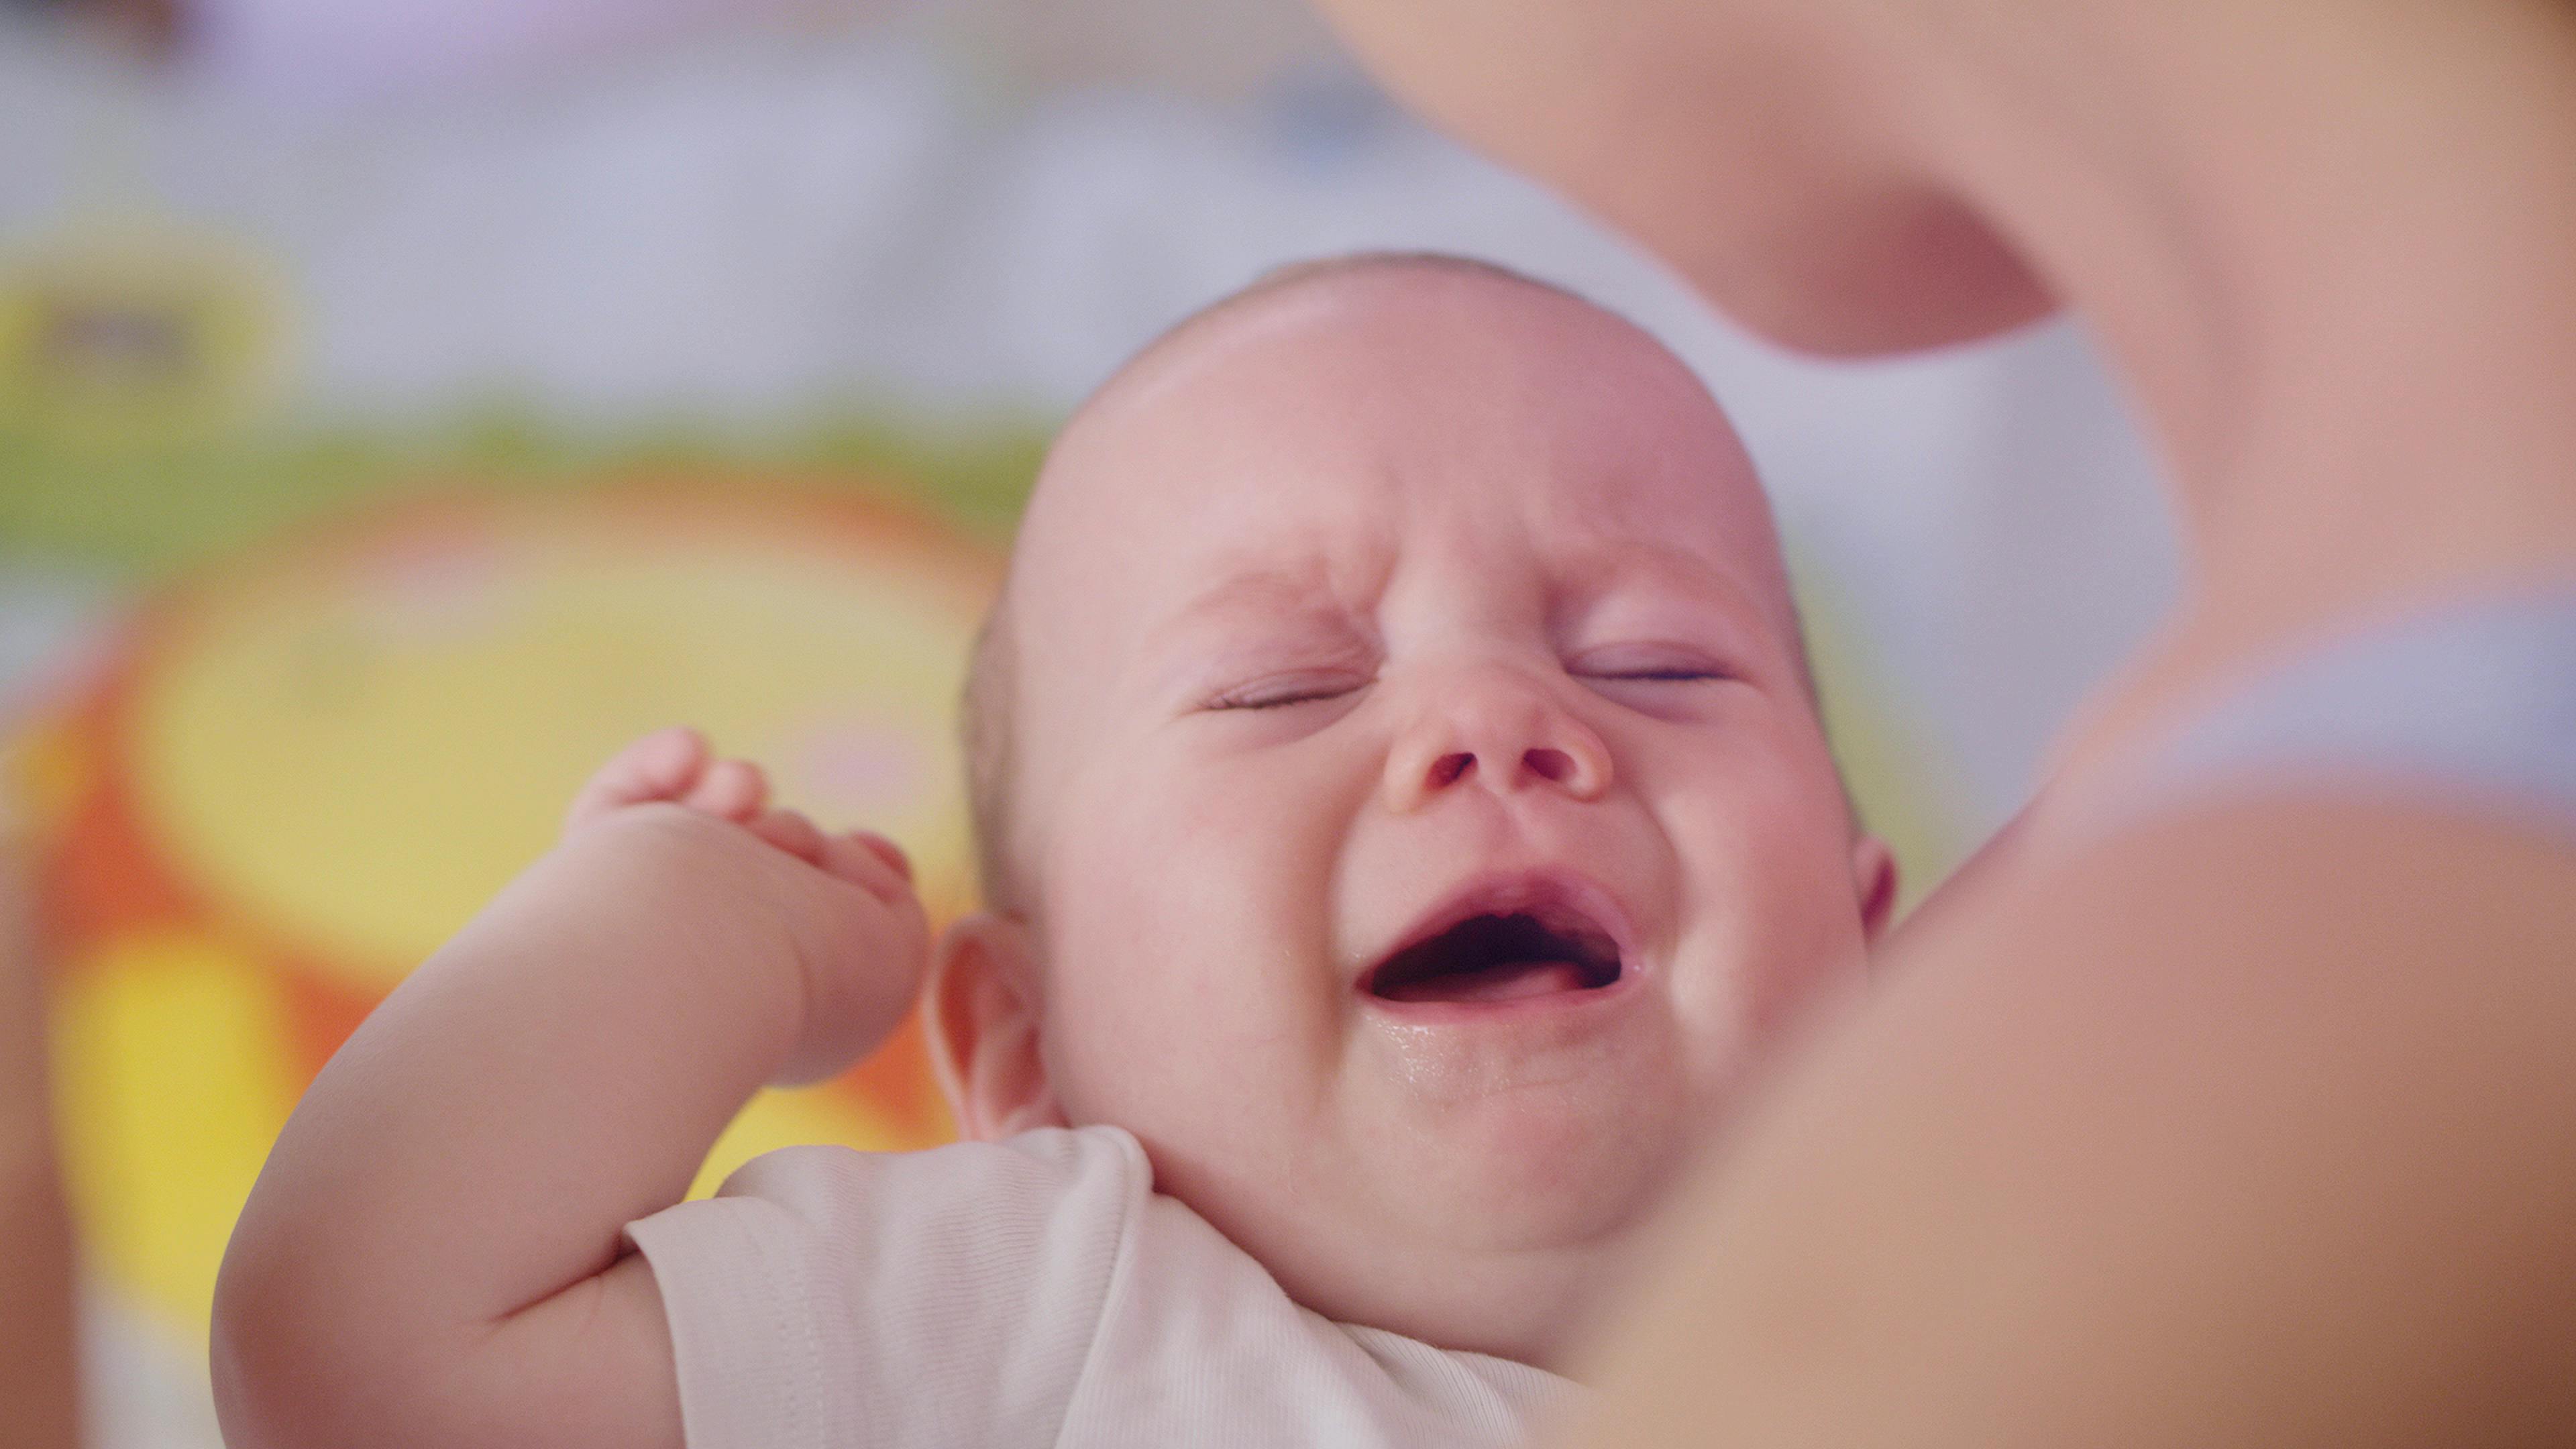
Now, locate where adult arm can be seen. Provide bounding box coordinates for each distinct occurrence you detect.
[1,832,80,1449]
[1570,795,2576,1446]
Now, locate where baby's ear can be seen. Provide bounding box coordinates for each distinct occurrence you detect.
[1851,834,1900,945]
[926,912,1067,1141]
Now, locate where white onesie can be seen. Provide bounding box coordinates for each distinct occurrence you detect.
[625,1125,1583,1448]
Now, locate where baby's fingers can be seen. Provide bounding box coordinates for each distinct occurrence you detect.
[565,727,707,830]
[682,758,769,822]
[854,831,912,883]
[816,830,916,904]
[566,730,774,838]
[743,808,828,865]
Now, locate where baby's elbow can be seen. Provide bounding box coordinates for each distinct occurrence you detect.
[211,1230,308,1446]
[213,1214,440,1449]
[212,1219,353,1448]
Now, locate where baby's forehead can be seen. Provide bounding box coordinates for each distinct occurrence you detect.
[1008,258,1799,655]
[1048,270,1770,529]
[1071,260,1709,447]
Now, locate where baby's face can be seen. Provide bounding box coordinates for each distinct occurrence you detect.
[995,268,1887,1364]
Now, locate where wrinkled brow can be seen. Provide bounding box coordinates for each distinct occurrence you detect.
[1146,555,1362,643]
[1554,541,1783,626]
[1173,566,1328,619]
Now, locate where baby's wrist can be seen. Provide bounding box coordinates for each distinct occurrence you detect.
[538,806,815,1064]
[554,804,914,1085]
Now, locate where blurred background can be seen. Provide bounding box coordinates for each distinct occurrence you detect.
[0,0,2178,1441]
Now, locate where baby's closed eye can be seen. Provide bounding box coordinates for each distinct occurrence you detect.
[1203,669,1376,711]
[1565,643,1733,684]
[1566,643,1750,721]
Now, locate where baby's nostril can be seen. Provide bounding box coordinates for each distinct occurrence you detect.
[1524,747,1574,784]
[1429,753,1474,788]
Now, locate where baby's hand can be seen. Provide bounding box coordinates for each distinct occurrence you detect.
[565,727,931,1083]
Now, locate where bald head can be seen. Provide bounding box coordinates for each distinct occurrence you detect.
[962,252,1820,914]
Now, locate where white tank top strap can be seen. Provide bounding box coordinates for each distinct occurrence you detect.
[2036,588,2576,847]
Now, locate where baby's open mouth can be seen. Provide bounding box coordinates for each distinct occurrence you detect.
[1365,908,1624,1005]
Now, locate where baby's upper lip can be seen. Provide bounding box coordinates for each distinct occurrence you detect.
[1358,867,1642,994]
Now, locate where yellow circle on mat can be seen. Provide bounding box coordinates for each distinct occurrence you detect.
[128,498,988,991]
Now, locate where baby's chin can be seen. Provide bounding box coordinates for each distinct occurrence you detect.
[1187,1095,1695,1368]
[1336,1020,1715,1253]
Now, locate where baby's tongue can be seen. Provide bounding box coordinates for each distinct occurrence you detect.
[1385,959,1589,1004]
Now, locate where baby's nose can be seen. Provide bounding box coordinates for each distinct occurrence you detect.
[1381,674,1611,812]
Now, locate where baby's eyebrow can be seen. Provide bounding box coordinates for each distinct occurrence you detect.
[1174,568,1313,616]
[1138,561,1339,670]
[1132,567,1366,696]
[1150,564,1347,643]
[1560,543,1777,623]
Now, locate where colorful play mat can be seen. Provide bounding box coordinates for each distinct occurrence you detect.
[12,481,1002,1344]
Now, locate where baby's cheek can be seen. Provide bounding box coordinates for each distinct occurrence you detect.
[1035,747,1350,1141]
[1037,855,1218,1100]
[1738,818,1875,1032]
[1666,770,1865,999]
[1034,905,1164,1119]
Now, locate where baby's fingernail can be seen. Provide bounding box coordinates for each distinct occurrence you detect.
[644,726,700,773]
[857,833,912,881]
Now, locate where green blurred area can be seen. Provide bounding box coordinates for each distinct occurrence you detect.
[0,412,1052,578]
[0,220,1049,572]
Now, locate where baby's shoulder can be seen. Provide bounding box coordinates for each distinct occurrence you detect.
[631,1128,1185,1446]
[707,1124,1151,1235]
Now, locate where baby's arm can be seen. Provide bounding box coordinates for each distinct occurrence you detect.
[212,729,928,1449]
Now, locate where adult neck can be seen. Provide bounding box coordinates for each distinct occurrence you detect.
[1866,0,2576,750]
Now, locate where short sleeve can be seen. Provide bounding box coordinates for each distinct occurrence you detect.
[625,1126,1148,1449]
